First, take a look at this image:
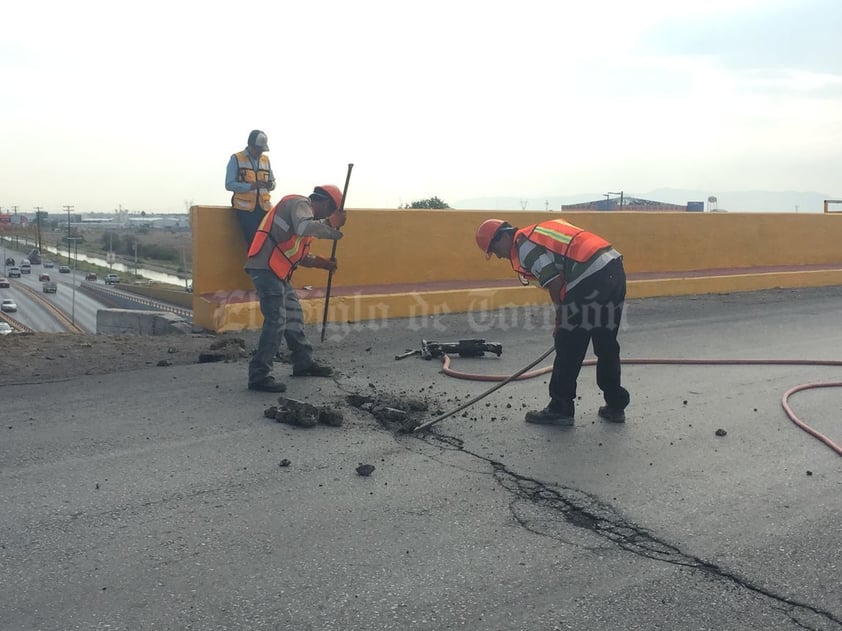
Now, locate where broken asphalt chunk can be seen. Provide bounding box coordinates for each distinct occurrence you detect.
[356,463,375,477]
[271,397,342,428]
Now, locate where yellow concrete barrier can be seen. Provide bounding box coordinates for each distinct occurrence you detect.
[190,206,842,332]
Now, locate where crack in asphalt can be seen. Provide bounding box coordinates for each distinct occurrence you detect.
[414,429,842,631]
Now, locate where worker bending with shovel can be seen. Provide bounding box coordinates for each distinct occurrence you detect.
[475,218,630,425]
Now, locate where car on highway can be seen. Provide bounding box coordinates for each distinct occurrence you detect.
[85,272,98,281]
[27,249,42,265]
[58,265,71,274]
[4,257,14,266]
[7,267,21,278]
[43,260,55,269]
[20,261,31,274]
[38,272,51,282]
[0,277,9,288]
[105,273,121,284]
[0,322,12,335]
[1,298,18,313]
[42,280,57,293]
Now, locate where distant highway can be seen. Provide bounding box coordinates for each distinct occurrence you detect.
[2,265,106,333]
[1,246,191,334]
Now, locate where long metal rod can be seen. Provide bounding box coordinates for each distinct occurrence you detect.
[320,163,354,342]
[413,344,556,432]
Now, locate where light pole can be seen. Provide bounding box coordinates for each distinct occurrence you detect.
[34,206,43,253]
[66,236,81,325]
[63,205,74,264]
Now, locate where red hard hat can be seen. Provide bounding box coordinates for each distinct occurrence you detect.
[476,219,509,259]
[312,185,343,211]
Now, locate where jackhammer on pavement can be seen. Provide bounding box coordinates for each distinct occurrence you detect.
[394,338,503,361]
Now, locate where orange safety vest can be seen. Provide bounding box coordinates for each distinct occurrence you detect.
[510,218,611,283]
[231,151,272,212]
[247,195,312,281]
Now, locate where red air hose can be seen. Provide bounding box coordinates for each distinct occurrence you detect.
[780,381,842,455]
[440,355,842,456]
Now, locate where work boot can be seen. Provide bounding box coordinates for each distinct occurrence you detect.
[292,362,333,377]
[248,376,287,393]
[525,406,574,426]
[598,405,626,423]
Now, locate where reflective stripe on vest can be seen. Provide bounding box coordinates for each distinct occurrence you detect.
[248,202,312,280]
[510,219,611,280]
[231,151,272,212]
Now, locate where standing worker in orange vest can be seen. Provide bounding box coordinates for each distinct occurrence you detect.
[476,217,630,425]
[225,129,277,243]
[244,185,347,392]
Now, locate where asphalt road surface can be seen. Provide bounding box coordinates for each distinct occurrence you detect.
[1,287,841,631]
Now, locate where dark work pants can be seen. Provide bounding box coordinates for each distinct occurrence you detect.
[549,258,630,414]
[235,207,267,247]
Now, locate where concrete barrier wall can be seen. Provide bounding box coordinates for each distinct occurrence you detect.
[97,309,192,335]
[192,206,842,286]
[190,206,842,330]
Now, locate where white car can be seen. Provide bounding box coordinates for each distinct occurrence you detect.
[0,322,12,335]
[1,298,17,313]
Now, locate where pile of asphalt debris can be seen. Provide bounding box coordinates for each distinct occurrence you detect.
[346,393,429,433]
[263,392,430,433]
[264,396,344,428]
[197,337,249,363]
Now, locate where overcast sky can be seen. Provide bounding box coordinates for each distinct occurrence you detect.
[1,0,840,214]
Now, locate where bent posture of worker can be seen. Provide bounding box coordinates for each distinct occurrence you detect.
[476,218,630,425]
[245,185,346,392]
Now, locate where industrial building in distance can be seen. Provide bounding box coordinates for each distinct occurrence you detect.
[562,195,709,212]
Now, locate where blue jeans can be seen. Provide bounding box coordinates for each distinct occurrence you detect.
[247,269,313,384]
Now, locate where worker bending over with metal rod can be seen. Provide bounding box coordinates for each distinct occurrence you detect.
[475,218,630,425]
[245,185,346,392]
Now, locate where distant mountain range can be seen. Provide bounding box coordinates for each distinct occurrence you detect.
[452,189,839,213]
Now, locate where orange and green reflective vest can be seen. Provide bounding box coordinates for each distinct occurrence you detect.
[510,218,612,283]
[247,195,312,281]
[231,151,272,212]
